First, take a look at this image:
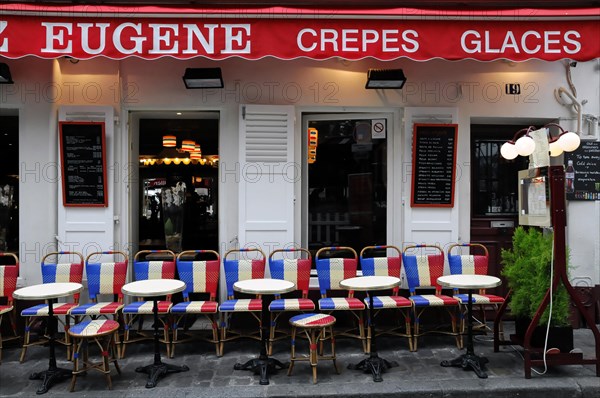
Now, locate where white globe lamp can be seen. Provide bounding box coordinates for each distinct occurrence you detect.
[500,142,518,160]
[515,135,535,156]
[558,131,581,152]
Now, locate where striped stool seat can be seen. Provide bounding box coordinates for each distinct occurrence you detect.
[366,295,413,309]
[409,294,460,307]
[318,297,365,311]
[68,319,121,391]
[288,313,339,384]
[269,298,315,312]
[219,298,262,312]
[171,301,219,313]
[71,302,125,316]
[0,305,13,315]
[454,293,505,305]
[122,300,172,314]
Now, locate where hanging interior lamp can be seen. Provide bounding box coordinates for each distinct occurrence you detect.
[181,139,196,152]
[163,135,177,147]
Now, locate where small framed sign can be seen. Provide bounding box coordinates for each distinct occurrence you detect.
[59,121,108,207]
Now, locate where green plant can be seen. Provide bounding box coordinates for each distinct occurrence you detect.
[501,226,571,326]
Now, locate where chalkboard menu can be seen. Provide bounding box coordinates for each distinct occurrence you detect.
[565,141,600,201]
[59,122,108,207]
[410,124,458,207]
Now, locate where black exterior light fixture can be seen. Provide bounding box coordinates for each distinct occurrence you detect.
[0,63,13,84]
[365,68,406,89]
[182,67,224,89]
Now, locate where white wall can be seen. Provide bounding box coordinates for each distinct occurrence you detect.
[2,55,598,286]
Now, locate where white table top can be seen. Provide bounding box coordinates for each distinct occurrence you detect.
[233,278,295,295]
[122,279,185,297]
[437,274,501,290]
[340,276,400,291]
[13,282,83,301]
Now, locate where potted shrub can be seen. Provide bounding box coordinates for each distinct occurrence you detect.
[501,226,573,352]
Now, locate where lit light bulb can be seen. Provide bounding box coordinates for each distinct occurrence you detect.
[500,142,518,159]
[515,135,535,156]
[549,140,564,157]
[558,131,581,152]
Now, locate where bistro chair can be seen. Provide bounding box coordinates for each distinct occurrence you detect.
[360,245,413,352]
[121,250,176,359]
[402,244,460,351]
[447,243,505,344]
[267,248,315,355]
[70,251,128,355]
[170,249,220,357]
[315,246,366,352]
[19,251,84,362]
[218,248,265,356]
[0,253,20,363]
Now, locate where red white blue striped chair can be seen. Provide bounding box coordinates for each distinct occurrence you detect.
[121,250,176,359]
[315,246,366,352]
[70,251,128,355]
[267,248,315,355]
[20,251,84,362]
[171,249,220,357]
[448,243,505,344]
[0,253,19,363]
[402,244,460,351]
[360,245,413,352]
[218,248,265,356]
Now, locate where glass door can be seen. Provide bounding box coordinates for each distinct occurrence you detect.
[302,113,392,257]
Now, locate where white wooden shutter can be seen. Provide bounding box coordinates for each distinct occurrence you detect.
[238,105,295,251]
[403,107,459,246]
[57,105,116,257]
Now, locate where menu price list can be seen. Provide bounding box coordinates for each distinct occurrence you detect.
[60,122,107,206]
[565,141,600,201]
[411,124,457,207]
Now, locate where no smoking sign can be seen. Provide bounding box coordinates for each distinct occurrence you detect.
[371,119,386,139]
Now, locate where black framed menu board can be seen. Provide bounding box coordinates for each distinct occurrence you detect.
[59,121,108,207]
[564,140,600,201]
[410,123,458,207]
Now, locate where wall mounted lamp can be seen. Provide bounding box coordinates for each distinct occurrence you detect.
[500,123,581,160]
[182,67,224,89]
[365,68,407,89]
[0,63,13,84]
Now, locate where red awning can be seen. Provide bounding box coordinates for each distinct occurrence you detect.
[1,4,599,61]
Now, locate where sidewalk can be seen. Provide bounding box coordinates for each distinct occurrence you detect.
[1,324,598,398]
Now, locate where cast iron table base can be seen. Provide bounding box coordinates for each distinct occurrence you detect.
[234,356,289,385]
[348,354,398,382]
[30,367,72,395]
[441,352,489,378]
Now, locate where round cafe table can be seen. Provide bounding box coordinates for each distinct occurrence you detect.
[122,279,188,388]
[13,282,83,395]
[340,275,400,382]
[437,274,501,378]
[233,278,295,385]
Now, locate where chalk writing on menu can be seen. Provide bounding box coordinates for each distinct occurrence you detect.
[411,124,457,207]
[565,141,600,201]
[60,122,107,206]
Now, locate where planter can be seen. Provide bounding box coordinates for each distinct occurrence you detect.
[513,317,574,353]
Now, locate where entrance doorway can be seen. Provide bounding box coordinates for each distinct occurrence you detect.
[0,113,18,255]
[303,114,392,257]
[135,112,219,253]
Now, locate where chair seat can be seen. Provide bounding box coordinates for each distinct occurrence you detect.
[122,300,172,314]
[21,302,79,316]
[366,295,412,309]
[171,301,219,314]
[318,297,365,310]
[270,298,315,311]
[69,319,120,337]
[290,313,336,328]
[71,302,124,315]
[409,294,459,307]
[219,298,262,312]
[0,305,13,315]
[455,293,504,305]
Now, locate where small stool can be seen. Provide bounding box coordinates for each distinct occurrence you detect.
[288,313,339,384]
[67,319,121,392]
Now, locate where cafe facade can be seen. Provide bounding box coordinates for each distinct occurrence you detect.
[0,3,599,298]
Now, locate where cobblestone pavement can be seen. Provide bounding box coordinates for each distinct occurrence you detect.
[0,323,598,398]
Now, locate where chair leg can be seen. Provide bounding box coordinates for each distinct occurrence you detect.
[310,329,318,384]
[329,326,339,374]
[20,317,33,363]
[287,325,297,376]
[211,316,220,357]
[70,338,81,392]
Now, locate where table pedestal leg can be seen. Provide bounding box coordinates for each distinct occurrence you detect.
[136,299,188,388]
[233,294,288,385]
[30,298,72,395]
[440,290,489,379]
[348,292,398,382]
